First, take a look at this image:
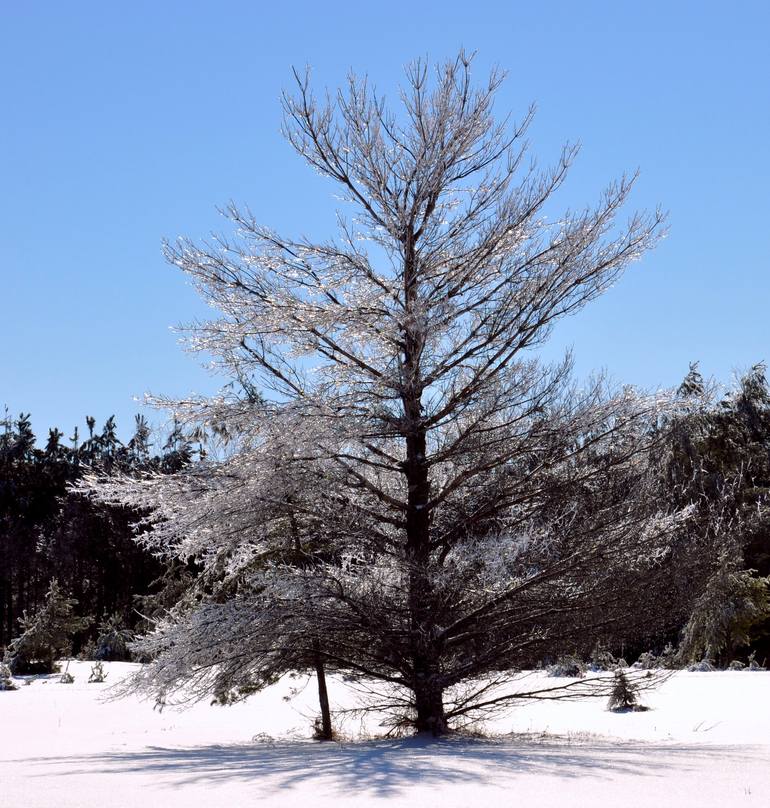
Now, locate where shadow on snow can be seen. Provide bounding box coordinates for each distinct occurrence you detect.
[25,737,767,798]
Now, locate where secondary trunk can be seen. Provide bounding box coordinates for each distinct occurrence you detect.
[314,648,333,741]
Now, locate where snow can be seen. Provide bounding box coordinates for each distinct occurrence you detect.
[2,662,769,807]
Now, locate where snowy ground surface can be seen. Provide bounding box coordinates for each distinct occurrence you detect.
[2,661,769,807]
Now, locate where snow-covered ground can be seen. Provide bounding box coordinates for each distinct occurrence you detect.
[2,661,769,807]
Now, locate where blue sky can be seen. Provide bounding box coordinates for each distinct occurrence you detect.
[2,2,768,442]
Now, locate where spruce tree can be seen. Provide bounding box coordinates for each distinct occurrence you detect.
[607,669,643,712]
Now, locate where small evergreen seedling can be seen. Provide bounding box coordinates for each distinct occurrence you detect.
[59,659,75,684]
[88,661,107,683]
[608,670,646,712]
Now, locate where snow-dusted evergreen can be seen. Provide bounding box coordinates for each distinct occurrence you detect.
[607,669,645,712]
[88,54,693,734]
[4,579,89,675]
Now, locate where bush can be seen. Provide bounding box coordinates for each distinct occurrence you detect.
[589,643,617,672]
[78,639,97,660]
[634,643,679,670]
[311,715,336,741]
[94,614,134,661]
[687,657,716,672]
[88,661,107,683]
[634,651,658,670]
[658,643,678,669]
[547,655,586,678]
[0,663,17,691]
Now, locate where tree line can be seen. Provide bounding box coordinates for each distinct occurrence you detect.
[3,363,768,661]
[0,411,200,653]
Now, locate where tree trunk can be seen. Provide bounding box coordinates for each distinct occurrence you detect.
[402,236,448,735]
[314,648,333,740]
[413,674,448,735]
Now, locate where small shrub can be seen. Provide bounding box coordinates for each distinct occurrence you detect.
[59,670,75,684]
[728,660,746,670]
[78,639,97,661]
[634,643,679,671]
[0,663,17,691]
[747,652,766,671]
[311,716,334,740]
[658,643,678,669]
[547,655,586,678]
[589,643,617,672]
[634,650,658,670]
[88,661,107,683]
[687,657,715,672]
[94,614,134,661]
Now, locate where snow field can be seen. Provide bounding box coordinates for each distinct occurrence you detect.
[2,661,769,807]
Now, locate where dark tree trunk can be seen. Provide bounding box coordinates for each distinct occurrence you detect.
[314,647,333,740]
[401,238,449,734]
[413,668,448,735]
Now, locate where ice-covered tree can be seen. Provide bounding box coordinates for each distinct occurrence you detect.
[90,53,691,734]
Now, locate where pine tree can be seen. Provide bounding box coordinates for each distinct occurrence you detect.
[4,579,90,674]
[88,53,692,734]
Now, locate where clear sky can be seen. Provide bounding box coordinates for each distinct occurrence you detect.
[2,1,768,442]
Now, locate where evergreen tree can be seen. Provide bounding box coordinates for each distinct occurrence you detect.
[607,669,642,712]
[90,53,695,735]
[663,363,770,663]
[679,542,770,664]
[4,579,90,674]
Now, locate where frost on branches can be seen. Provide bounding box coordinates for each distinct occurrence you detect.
[87,53,692,735]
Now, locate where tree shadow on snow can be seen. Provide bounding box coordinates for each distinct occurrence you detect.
[29,737,763,798]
